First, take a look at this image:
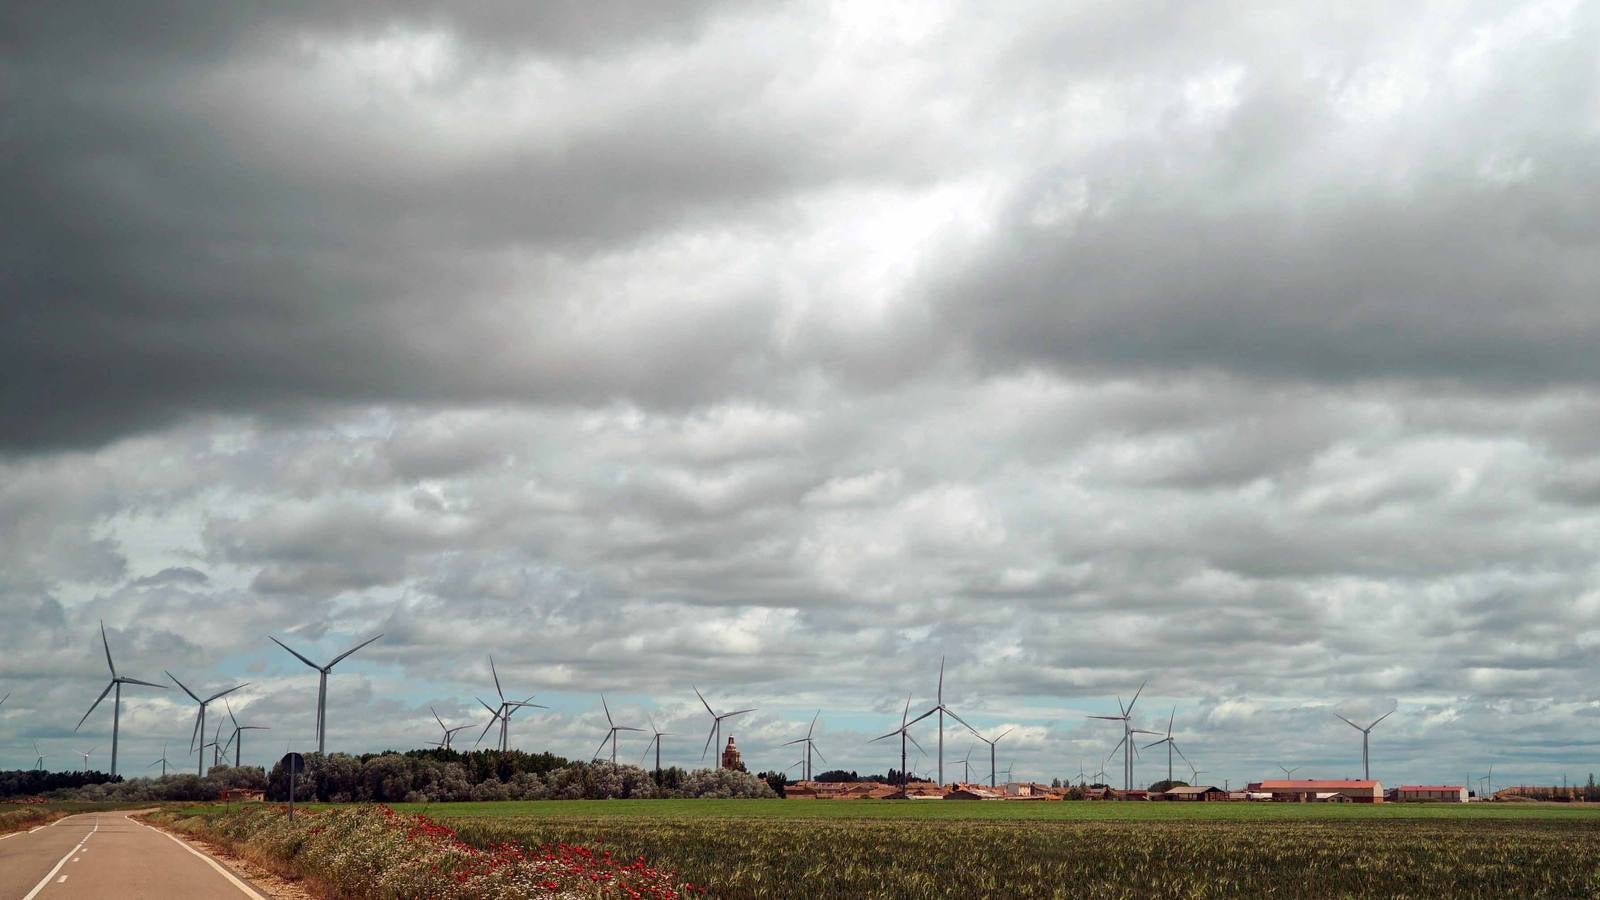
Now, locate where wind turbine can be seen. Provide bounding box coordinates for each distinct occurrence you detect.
[77,747,97,772]
[1088,681,1161,790]
[268,632,382,755]
[148,743,171,778]
[781,710,827,781]
[429,706,471,750]
[1188,764,1208,785]
[960,744,976,784]
[0,690,8,709]
[33,742,47,771]
[472,657,546,752]
[75,621,167,777]
[223,699,269,768]
[965,725,1014,788]
[1278,764,1300,779]
[694,686,756,769]
[208,720,226,767]
[1076,760,1088,786]
[1140,706,1192,785]
[1484,763,1494,800]
[166,671,248,776]
[913,657,973,786]
[1092,757,1110,787]
[1000,760,1015,784]
[1334,709,1394,780]
[592,694,643,764]
[640,715,673,783]
[870,695,931,789]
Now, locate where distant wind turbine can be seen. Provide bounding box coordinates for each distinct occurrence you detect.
[640,715,673,783]
[592,694,643,764]
[870,695,929,789]
[33,742,47,771]
[429,706,471,750]
[75,621,167,777]
[965,725,1014,789]
[781,711,827,781]
[1335,709,1394,780]
[166,671,248,776]
[77,747,97,772]
[148,742,171,778]
[472,657,546,752]
[269,632,382,755]
[223,698,269,768]
[1277,764,1300,779]
[694,686,756,769]
[1140,706,1192,785]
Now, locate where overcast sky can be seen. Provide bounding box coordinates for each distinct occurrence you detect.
[4,1,1599,791]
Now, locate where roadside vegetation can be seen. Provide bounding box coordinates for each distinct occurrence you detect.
[146,803,698,899]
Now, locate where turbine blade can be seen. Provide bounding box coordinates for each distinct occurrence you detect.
[490,657,505,701]
[1168,706,1176,735]
[100,621,116,677]
[226,698,239,728]
[432,706,447,731]
[1140,738,1168,750]
[1369,709,1395,730]
[1087,715,1126,721]
[166,671,201,703]
[601,694,614,728]
[942,707,975,731]
[904,707,937,728]
[76,681,115,732]
[868,730,902,743]
[701,723,717,761]
[811,744,827,764]
[994,727,1014,742]
[906,732,926,754]
[693,685,715,716]
[117,676,167,689]
[328,632,383,667]
[593,734,612,761]
[1127,680,1147,714]
[1335,713,1361,730]
[268,636,322,671]
[205,683,248,703]
[781,737,809,746]
[938,656,945,702]
[1173,743,1192,768]
[474,715,498,747]
[617,726,644,733]
[808,709,820,738]
[722,707,756,719]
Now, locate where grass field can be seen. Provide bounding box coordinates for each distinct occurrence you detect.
[392,800,1600,898]
[394,796,1600,822]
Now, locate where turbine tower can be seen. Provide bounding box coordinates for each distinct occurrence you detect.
[640,715,673,783]
[870,695,930,790]
[75,621,167,777]
[694,686,756,769]
[1334,709,1394,780]
[1140,706,1192,785]
[913,657,972,787]
[781,710,827,781]
[965,725,1014,788]
[592,694,643,764]
[166,671,248,775]
[268,632,382,755]
[223,699,269,768]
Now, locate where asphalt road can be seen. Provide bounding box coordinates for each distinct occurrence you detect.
[0,812,267,900]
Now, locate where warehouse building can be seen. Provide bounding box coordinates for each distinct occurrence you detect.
[1393,785,1468,803]
[1161,785,1226,801]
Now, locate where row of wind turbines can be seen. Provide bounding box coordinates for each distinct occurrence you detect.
[32,627,1399,789]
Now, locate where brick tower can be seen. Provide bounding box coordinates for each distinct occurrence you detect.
[720,736,744,771]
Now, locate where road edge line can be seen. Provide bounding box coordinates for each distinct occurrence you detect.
[21,815,95,900]
[132,816,267,900]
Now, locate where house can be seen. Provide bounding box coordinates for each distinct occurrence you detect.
[217,788,265,802]
[1162,785,1226,801]
[784,780,897,800]
[1393,785,1468,803]
[1256,779,1384,803]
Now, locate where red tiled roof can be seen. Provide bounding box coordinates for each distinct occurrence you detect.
[1396,785,1463,792]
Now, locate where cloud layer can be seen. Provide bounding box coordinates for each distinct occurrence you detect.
[4,1,1598,788]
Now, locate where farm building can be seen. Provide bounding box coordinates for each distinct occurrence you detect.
[1393,785,1467,803]
[1256,779,1384,802]
[1161,785,1226,801]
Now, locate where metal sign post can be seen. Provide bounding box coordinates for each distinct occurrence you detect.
[280,752,305,822]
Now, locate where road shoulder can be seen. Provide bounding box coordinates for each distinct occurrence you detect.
[132,813,320,900]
